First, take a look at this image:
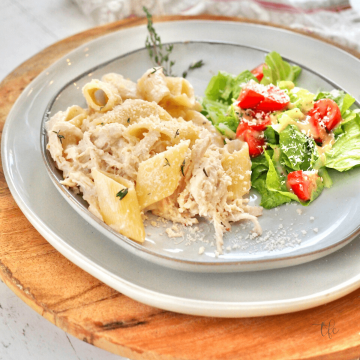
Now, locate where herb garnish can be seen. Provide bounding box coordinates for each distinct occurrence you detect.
[182,60,205,78]
[53,130,65,144]
[164,158,171,167]
[150,67,161,74]
[143,7,204,77]
[127,118,130,123]
[144,7,175,76]
[181,160,185,176]
[203,168,209,177]
[116,188,128,200]
[174,129,180,138]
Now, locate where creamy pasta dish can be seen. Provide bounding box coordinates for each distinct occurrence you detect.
[46,67,262,254]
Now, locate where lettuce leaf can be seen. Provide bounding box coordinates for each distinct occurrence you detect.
[325,115,360,171]
[264,126,278,145]
[201,98,240,133]
[251,152,292,209]
[204,70,258,104]
[261,51,301,86]
[252,172,293,209]
[279,125,318,171]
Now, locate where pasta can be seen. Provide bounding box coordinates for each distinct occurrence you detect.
[46,67,262,254]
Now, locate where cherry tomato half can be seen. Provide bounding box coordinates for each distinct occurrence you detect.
[287,170,318,202]
[309,98,342,132]
[236,122,265,157]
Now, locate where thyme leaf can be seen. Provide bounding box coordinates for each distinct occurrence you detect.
[53,130,65,144]
[174,129,180,138]
[150,67,162,74]
[164,158,171,167]
[181,160,185,176]
[116,188,128,201]
[127,118,130,123]
[203,168,209,177]
[182,60,205,78]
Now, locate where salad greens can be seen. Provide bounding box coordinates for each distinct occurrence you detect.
[260,51,301,85]
[201,51,360,209]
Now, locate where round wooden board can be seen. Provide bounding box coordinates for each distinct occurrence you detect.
[1,15,360,360]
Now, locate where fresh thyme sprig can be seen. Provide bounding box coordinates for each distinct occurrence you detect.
[144,7,175,76]
[182,60,205,78]
[53,130,65,144]
[143,7,204,77]
[116,188,128,200]
[164,158,171,167]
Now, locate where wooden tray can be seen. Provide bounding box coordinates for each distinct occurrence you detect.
[1,15,360,360]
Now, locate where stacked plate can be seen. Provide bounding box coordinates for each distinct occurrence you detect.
[3,20,360,317]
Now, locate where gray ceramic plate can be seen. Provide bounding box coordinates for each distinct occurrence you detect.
[40,40,360,272]
[3,20,360,316]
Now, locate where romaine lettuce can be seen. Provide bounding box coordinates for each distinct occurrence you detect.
[261,51,302,86]
[251,152,292,209]
[204,70,258,104]
[279,125,317,171]
[325,115,360,172]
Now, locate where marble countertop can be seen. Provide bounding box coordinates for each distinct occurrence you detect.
[1,0,126,358]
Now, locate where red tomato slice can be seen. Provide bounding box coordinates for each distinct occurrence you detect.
[237,83,289,112]
[287,170,318,201]
[236,122,265,157]
[307,109,326,143]
[310,99,342,131]
[251,63,266,81]
[239,111,272,132]
[236,121,250,138]
[255,85,290,112]
[250,116,272,131]
[237,88,264,109]
[244,131,265,157]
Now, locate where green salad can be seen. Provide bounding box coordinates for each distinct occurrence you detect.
[201,52,360,209]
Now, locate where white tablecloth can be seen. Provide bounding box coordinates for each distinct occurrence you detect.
[74,0,360,52]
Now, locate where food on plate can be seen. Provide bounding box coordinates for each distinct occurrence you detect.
[201,51,359,209]
[46,67,262,253]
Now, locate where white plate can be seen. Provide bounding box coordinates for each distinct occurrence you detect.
[3,20,360,316]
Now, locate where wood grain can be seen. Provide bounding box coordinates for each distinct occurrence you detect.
[1,15,360,360]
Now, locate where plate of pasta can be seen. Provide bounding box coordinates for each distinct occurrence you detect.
[41,39,360,272]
